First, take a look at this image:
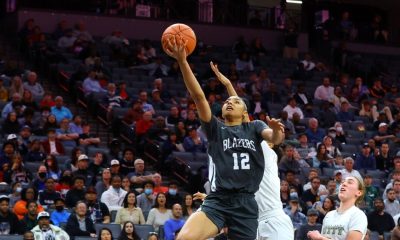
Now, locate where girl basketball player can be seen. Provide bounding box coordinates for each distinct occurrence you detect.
[307,176,368,240]
[165,37,284,240]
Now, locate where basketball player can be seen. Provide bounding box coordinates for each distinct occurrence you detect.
[211,62,294,240]
[165,37,284,240]
[307,176,367,240]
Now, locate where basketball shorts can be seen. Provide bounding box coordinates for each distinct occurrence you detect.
[200,192,258,240]
[257,212,294,240]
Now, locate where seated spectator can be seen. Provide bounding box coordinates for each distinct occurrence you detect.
[355,143,376,171]
[57,28,76,50]
[85,187,110,224]
[182,194,197,220]
[374,122,396,147]
[131,56,169,77]
[330,123,347,144]
[314,76,334,102]
[20,201,39,231]
[21,90,39,111]
[135,111,154,142]
[65,176,86,209]
[235,52,254,73]
[38,178,61,208]
[13,187,44,220]
[322,135,341,158]
[66,201,96,238]
[82,69,107,96]
[146,192,172,232]
[42,114,59,134]
[336,101,354,122]
[280,111,296,136]
[110,159,122,176]
[72,154,95,187]
[95,168,111,199]
[280,180,290,209]
[303,169,327,193]
[56,118,79,147]
[279,145,301,175]
[364,175,380,213]
[115,192,145,225]
[369,78,386,100]
[78,122,100,147]
[8,77,24,103]
[137,90,155,114]
[151,89,167,111]
[101,175,127,211]
[44,155,61,181]
[0,195,22,234]
[4,153,32,184]
[165,181,183,209]
[120,148,136,175]
[283,98,303,120]
[153,78,172,103]
[292,113,307,134]
[384,188,400,217]
[284,194,307,229]
[69,115,83,134]
[295,209,322,240]
[295,133,315,164]
[302,177,323,208]
[118,221,141,240]
[147,115,169,143]
[50,198,70,227]
[315,195,336,224]
[39,92,55,109]
[103,83,125,120]
[8,182,22,206]
[285,170,303,197]
[32,165,48,191]
[152,173,168,195]
[164,203,185,240]
[32,211,69,239]
[305,118,325,146]
[137,181,156,214]
[2,111,21,135]
[128,158,153,192]
[339,157,362,179]
[23,71,44,99]
[41,129,64,156]
[51,96,73,123]
[165,106,183,128]
[376,143,394,171]
[88,152,107,177]
[367,198,395,236]
[183,126,207,153]
[73,22,93,42]
[122,100,144,126]
[0,78,8,102]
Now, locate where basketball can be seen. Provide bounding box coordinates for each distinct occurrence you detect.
[161,23,197,56]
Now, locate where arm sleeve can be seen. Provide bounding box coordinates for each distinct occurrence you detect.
[252,120,269,136]
[145,208,155,225]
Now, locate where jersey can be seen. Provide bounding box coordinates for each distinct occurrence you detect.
[202,116,267,193]
[321,206,367,240]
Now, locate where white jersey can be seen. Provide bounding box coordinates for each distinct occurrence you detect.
[321,206,367,240]
[255,141,284,217]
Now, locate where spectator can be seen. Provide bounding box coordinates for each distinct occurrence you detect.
[115,192,145,225]
[32,165,48,191]
[66,201,96,239]
[367,198,395,236]
[336,101,354,122]
[101,175,127,211]
[323,135,341,159]
[0,78,8,102]
[57,28,76,50]
[95,168,111,199]
[311,143,330,169]
[51,96,73,123]
[369,79,386,100]
[314,76,334,102]
[42,128,65,156]
[13,187,44,220]
[135,111,154,142]
[183,126,207,153]
[164,203,185,240]
[31,212,70,240]
[110,159,122,176]
[85,187,110,224]
[56,118,79,147]
[295,209,322,240]
[50,198,70,227]
[339,157,362,179]
[68,147,83,172]
[98,228,114,240]
[301,53,316,72]
[303,169,327,193]
[20,201,39,231]
[302,177,322,208]
[137,181,156,214]
[39,92,55,109]
[82,69,107,96]
[280,180,290,209]
[235,52,254,73]
[0,195,22,234]
[23,71,44,99]
[21,91,39,111]
[315,195,336,224]
[72,22,93,42]
[42,114,59,134]
[69,115,83,134]
[354,143,376,171]
[72,154,95,187]
[123,100,144,126]
[305,118,325,146]
[137,90,155,114]
[120,148,136,175]
[152,173,168,195]
[8,76,24,99]
[38,178,61,208]
[279,111,296,136]
[56,171,72,198]
[128,158,153,192]
[376,143,393,171]
[284,194,307,230]
[364,175,380,213]
[65,176,86,209]
[8,182,22,206]
[88,152,107,177]
[44,155,62,181]
[4,153,32,184]
[285,170,303,197]
[279,145,301,175]
[2,111,21,135]
[384,188,400,217]
[374,122,396,147]
[146,192,172,232]
[78,122,100,147]
[118,221,140,240]
[131,57,169,78]
[182,194,197,220]
[292,113,307,134]
[283,26,299,59]
[166,181,183,209]
[283,98,303,120]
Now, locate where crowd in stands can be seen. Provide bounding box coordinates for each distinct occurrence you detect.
[0,13,398,239]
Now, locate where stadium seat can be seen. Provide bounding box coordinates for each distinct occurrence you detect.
[95,223,121,238]
[134,224,154,240]
[0,235,23,240]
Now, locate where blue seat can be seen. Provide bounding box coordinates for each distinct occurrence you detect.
[134,224,154,240]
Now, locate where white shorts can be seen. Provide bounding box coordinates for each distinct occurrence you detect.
[257,213,294,240]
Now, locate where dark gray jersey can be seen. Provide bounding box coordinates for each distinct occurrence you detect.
[202,116,268,193]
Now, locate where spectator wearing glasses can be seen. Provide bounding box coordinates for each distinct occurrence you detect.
[302,177,323,208]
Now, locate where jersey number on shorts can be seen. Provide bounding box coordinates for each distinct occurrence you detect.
[232,153,250,170]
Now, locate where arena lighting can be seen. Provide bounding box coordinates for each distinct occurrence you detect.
[286,0,303,4]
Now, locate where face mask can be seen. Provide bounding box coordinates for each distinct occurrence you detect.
[336,127,343,132]
[168,189,177,196]
[16,187,22,193]
[328,133,336,138]
[144,189,153,195]
[55,206,64,212]
[38,172,47,178]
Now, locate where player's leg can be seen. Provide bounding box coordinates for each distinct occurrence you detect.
[176,211,219,240]
[257,214,294,240]
[227,195,259,240]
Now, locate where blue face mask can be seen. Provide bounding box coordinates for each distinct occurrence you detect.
[169,189,177,196]
[144,189,153,195]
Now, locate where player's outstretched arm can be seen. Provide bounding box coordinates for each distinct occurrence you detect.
[262,116,285,145]
[210,61,238,97]
[165,37,211,122]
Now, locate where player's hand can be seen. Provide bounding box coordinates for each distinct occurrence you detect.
[193,192,207,201]
[210,61,230,86]
[266,116,285,133]
[164,36,187,62]
[307,230,323,240]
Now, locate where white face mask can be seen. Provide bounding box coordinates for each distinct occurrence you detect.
[336,127,343,132]
[329,133,336,138]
